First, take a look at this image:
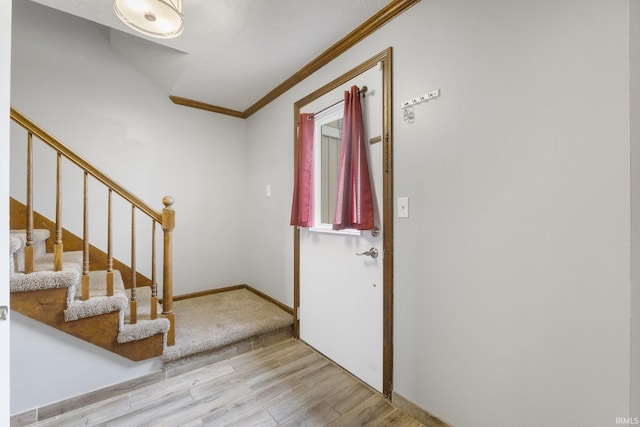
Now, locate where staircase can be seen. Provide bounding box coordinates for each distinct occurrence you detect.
[8,108,176,361]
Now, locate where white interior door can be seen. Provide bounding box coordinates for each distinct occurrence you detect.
[299,65,384,392]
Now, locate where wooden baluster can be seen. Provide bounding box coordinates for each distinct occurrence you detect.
[130,205,137,324]
[24,132,35,273]
[162,196,175,346]
[82,172,90,300]
[53,152,63,271]
[106,189,114,296]
[151,220,158,320]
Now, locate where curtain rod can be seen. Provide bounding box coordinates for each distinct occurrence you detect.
[307,86,368,119]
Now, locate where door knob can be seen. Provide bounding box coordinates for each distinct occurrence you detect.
[356,248,379,259]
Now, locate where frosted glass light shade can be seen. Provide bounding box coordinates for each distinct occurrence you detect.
[113,0,183,39]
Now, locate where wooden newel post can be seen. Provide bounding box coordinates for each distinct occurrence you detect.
[161,196,176,346]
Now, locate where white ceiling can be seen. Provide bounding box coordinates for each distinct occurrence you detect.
[29,0,391,113]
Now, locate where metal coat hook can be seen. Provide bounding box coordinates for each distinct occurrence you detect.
[0,306,8,321]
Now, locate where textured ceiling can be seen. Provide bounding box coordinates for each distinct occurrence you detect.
[29,0,391,112]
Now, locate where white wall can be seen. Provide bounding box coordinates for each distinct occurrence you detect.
[631,0,640,420]
[1,1,12,425]
[391,2,630,426]
[246,1,632,426]
[244,94,296,304]
[9,0,248,414]
[11,313,161,415]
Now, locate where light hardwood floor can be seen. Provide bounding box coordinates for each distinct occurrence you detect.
[30,339,424,426]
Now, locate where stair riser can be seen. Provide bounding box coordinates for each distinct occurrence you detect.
[11,288,164,361]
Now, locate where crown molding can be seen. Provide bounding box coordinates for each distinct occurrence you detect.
[169,96,246,118]
[169,0,421,119]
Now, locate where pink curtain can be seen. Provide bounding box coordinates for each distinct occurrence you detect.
[333,86,375,230]
[290,113,315,227]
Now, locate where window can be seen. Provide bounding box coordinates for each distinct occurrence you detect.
[310,101,360,235]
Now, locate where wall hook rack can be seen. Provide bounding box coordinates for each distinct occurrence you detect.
[401,89,440,109]
[402,89,440,122]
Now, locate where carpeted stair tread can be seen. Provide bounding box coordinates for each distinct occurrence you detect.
[11,228,50,272]
[10,228,50,244]
[10,235,79,295]
[74,269,126,298]
[123,286,162,322]
[8,236,72,306]
[35,251,83,274]
[9,236,21,255]
[162,289,294,361]
[9,236,22,274]
[64,270,128,322]
[118,286,169,343]
[118,318,170,344]
[10,267,80,295]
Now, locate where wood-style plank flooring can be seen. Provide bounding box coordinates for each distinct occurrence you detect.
[32,339,424,426]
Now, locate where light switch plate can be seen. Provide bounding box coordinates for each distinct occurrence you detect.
[398,197,409,218]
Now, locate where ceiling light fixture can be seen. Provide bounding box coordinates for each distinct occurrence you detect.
[113,0,184,39]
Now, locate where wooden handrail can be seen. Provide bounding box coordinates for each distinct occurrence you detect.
[10,107,162,223]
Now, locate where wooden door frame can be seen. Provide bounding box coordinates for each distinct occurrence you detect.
[293,47,394,397]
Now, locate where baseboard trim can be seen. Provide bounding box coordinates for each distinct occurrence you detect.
[244,285,294,315]
[11,370,167,425]
[172,284,294,315]
[172,284,246,301]
[392,391,453,427]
